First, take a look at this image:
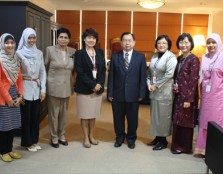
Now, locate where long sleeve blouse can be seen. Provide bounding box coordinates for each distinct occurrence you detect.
[15,51,46,101]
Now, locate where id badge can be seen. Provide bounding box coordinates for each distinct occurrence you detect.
[152,76,157,84]
[92,70,97,79]
[206,84,211,93]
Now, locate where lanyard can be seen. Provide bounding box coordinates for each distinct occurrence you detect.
[175,52,191,84]
[175,53,191,80]
[177,54,189,74]
[208,52,220,72]
[153,57,161,74]
[86,48,96,69]
[153,52,166,74]
[205,52,220,84]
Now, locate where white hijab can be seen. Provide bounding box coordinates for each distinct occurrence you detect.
[17,27,40,59]
[0,33,19,84]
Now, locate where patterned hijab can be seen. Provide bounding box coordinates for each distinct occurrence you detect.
[0,33,19,84]
[200,33,223,83]
[17,27,40,59]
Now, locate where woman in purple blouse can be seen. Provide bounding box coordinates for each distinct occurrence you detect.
[171,33,200,154]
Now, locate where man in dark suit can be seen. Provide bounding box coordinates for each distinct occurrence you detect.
[107,32,147,149]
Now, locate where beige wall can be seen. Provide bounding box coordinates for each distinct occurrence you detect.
[211,13,223,39]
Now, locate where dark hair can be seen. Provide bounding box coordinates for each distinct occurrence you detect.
[120,32,135,41]
[155,34,172,50]
[176,33,194,50]
[57,27,71,39]
[4,35,14,43]
[82,28,99,48]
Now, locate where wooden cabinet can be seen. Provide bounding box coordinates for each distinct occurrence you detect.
[0,1,53,121]
[0,1,52,56]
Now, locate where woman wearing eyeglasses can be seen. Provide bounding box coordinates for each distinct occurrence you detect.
[147,35,177,150]
[171,33,200,154]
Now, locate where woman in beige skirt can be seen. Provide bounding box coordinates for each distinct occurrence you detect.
[74,28,106,148]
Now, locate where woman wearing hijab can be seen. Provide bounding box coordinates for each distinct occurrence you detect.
[171,33,200,154]
[45,27,75,148]
[0,33,23,162]
[75,28,106,148]
[194,33,223,158]
[147,35,177,150]
[16,28,46,152]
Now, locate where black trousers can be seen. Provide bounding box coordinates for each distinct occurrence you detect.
[0,129,15,155]
[112,100,139,144]
[21,99,40,147]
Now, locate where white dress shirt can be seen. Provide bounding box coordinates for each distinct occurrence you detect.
[123,49,133,63]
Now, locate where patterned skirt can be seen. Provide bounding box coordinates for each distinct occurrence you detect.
[0,85,21,131]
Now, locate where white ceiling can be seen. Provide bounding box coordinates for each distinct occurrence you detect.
[2,0,223,14]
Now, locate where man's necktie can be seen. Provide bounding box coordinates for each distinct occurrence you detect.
[124,52,129,69]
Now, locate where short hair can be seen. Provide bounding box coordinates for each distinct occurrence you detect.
[176,33,194,50]
[155,34,172,50]
[120,32,135,41]
[57,27,71,39]
[82,28,99,48]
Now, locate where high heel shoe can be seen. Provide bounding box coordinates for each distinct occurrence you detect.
[83,142,91,148]
[51,140,59,148]
[171,149,182,154]
[147,137,159,146]
[153,142,167,150]
[193,154,205,159]
[89,139,99,145]
[83,139,91,148]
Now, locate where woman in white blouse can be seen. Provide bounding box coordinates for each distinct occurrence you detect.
[16,28,46,152]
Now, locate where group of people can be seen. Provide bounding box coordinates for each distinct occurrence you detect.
[0,27,106,162]
[0,26,223,163]
[146,32,223,159]
[0,28,47,163]
[107,31,223,157]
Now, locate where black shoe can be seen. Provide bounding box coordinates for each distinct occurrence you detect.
[193,154,205,159]
[114,141,122,147]
[51,140,59,148]
[59,140,68,146]
[153,142,167,151]
[128,143,135,149]
[147,138,159,146]
[171,149,182,154]
[114,140,124,147]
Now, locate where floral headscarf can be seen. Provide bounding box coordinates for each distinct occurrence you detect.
[0,33,19,84]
